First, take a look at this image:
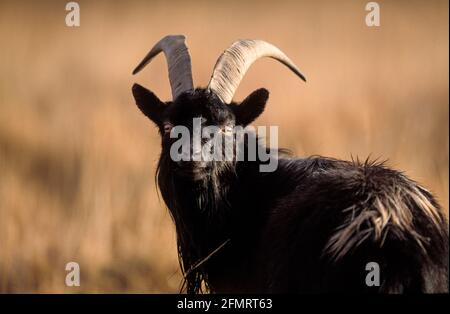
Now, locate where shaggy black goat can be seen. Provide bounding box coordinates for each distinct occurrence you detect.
[132,35,449,293]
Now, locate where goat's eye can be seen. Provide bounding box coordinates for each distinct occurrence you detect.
[163,123,173,134]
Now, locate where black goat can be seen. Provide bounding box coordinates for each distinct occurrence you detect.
[131,35,449,293]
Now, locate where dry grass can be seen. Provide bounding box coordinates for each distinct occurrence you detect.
[0,0,448,292]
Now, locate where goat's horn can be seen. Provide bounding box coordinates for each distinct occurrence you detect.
[132,35,194,100]
[208,39,306,104]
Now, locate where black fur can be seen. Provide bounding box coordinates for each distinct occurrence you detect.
[132,84,449,293]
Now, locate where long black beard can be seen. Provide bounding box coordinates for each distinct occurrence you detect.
[155,131,286,293]
[156,155,237,293]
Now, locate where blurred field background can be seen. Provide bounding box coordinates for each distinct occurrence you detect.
[0,0,448,293]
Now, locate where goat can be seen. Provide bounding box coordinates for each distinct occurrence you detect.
[131,35,449,293]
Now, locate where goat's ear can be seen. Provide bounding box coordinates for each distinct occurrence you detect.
[132,83,165,125]
[232,88,269,126]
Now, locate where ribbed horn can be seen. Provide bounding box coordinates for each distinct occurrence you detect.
[208,39,306,104]
[133,35,194,100]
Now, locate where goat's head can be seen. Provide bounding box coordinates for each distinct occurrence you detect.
[132,35,305,181]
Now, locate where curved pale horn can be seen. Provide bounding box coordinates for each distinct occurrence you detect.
[132,35,194,100]
[208,39,306,104]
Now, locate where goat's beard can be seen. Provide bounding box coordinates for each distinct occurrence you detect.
[155,132,279,293]
[156,152,237,293]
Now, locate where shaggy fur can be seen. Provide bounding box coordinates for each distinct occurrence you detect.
[159,155,448,293]
[132,84,449,294]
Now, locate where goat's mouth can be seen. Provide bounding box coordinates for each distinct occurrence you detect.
[174,161,211,181]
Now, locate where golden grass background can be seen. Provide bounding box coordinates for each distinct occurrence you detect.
[0,0,448,292]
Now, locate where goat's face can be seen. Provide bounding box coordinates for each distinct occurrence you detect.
[132,84,269,181]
